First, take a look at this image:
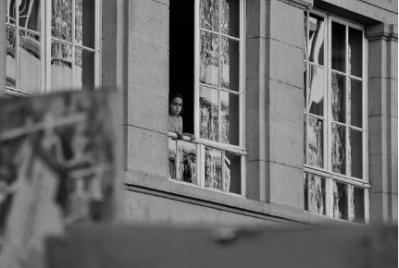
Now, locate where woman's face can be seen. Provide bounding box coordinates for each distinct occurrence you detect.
[169,97,183,116]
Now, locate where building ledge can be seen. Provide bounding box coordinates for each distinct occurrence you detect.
[124,169,357,226]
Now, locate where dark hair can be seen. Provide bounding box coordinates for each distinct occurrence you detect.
[169,92,183,104]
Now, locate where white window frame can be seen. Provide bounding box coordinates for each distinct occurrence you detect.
[304,10,369,222]
[168,0,246,197]
[5,0,102,95]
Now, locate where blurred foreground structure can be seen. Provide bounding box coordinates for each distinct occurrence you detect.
[46,224,397,268]
[0,0,398,267]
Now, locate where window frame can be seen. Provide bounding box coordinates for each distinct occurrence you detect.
[5,0,102,95]
[304,10,369,222]
[168,0,246,197]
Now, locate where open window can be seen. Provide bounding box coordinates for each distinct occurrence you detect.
[169,0,246,195]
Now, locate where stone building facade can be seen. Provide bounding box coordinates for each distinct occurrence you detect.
[0,0,397,226]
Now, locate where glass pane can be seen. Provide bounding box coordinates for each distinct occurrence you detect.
[305,115,323,168]
[52,0,72,41]
[349,28,362,77]
[308,173,326,215]
[168,138,177,179]
[221,38,239,90]
[204,147,222,191]
[75,48,95,90]
[51,42,72,91]
[200,0,219,32]
[19,0,41,32]
[176,140,197,185]
[350,129,362,178]
[331,124,346,174]
[200,31,219,87]
[19,31,41,93]
[308,14,325,65]
[221,0,239,37]
[220,91,239,145]
[332,22,346,72]
[75,0,95,48]
[333,181,348,220]
[8,0,17,24]
[200,86,219,141]
[224,152,241,194]
[350,79,362,127]
[331,72,346,123]
[306,64,324,116]
[6,26,16,88]
[349,187,365,223]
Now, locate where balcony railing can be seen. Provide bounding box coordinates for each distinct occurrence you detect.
[168,132,241,195]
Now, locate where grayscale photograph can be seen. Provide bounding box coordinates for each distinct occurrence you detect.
[0,0,397,267]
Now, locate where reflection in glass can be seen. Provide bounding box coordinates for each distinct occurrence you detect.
[331,124,346,174]
[75,48,95,90]
[19,0,41,31]
[75,0,95,48]
[52,0,72,41]
[305,115,323,168]
[333,181,347,220]
[8,0,17,24]
[307,65,324,116]
[350,129,362,178]
[350,79,362,127]
[200,87,219,141]
[308,173,326,215]
[205,147,222,190]
[220,92,239,145]
[349,28,362,77]
[177,141,197,185]
[19,31,41,92]
[349,187,364,223]
[221,38,239,90]
[221,0,239,37]
[6,26,16,88]
[331,73,346,123]
[200,0,219,32]
[200,31,219,86]
[332,22,346,72]
[308,14,325,65]
[51,42,72,91]
[224,152,240,194]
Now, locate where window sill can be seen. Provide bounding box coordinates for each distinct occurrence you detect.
[124,169,359,226]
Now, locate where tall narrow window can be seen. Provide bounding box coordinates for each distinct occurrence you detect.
[169,0,245,196]
[304,12,368,222]
[5,0,100,95]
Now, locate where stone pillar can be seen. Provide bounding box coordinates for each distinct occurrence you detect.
[126,0,170,178]
[246,0,310,208]
[0,0,6,94]
[366,24,398,224]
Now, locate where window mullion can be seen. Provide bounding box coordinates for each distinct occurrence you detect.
[194,0,200,139]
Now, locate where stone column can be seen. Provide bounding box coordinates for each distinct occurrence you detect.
[366,24,398,224]
[246,0,311,208]
[126,0,170,178]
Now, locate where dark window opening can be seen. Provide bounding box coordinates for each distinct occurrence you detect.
[170,0,195,134]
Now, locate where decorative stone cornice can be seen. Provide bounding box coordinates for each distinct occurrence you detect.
[277,0,313,10]
[366,24,398,42]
